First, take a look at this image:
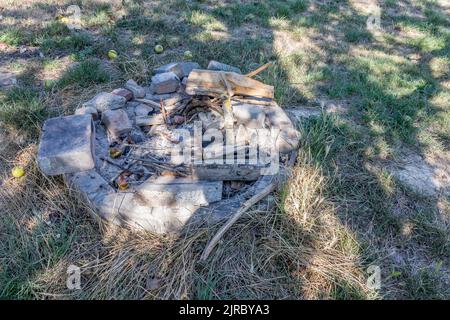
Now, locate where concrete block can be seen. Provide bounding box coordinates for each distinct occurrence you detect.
[150,72,180,94]
[207,60,241,74]
[83,92,126,112]
[101,109,132,137]
[136,176,222,207]
[38,114,95,175]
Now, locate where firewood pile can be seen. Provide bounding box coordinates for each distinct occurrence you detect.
[37,60,300,234]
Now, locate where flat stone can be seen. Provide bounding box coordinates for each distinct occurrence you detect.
[136,176,223,207]
[154,62,200,79]
[134,104,154,117]
[83,92,127,112]
[101,109,132,137]
[75,106,99,120]
[124,79,146,98]
[111,88,133,101]
[0,72,17,87]
[37,114,95,176]
[232,103,266,128]
[207,60,241,74]
[150,71,180,94]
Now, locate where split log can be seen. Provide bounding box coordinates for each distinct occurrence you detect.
[185,69,274,99]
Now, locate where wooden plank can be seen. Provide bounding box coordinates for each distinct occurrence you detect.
[185,69,274,99]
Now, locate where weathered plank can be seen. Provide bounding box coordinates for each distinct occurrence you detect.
[185,69,274,99]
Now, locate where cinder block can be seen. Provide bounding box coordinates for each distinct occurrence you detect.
[37,114,95,175]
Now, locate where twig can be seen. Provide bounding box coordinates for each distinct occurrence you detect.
[245,62,272,78]
[200,181,278,261]
[135,98,161,108]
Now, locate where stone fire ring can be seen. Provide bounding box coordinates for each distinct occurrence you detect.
[38,68,300,234]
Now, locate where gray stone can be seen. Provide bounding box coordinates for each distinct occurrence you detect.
[150,71,180,94]
[37,114,95,176]
[83,92,127,112]
[111,88,133,101]
[207,60,241,74]
[134,104,154,117]
[125,79,146,98]
[154,62,200,79]
[0,72,17,87]
[232,103,266,128]
[75,106,99,120]
[101,109,132,137]
[136,176,223,207]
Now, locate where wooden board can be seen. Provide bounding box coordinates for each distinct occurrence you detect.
[185,69,274,99]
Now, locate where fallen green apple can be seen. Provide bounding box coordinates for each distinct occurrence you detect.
[11,166,25,178]
[183,50,193,60]
[154,44,164,54]
[108,49,118,60]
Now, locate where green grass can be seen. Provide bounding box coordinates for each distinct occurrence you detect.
[0,27,29,46]
[0,87,47,137]
[55,59,109,89]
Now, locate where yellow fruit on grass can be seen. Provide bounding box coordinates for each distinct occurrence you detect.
[108,49,118,60]
[183,50,193,59]
[11,166,25,178]
[154,44,164,54]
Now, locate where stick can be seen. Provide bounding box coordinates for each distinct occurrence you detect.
[135,98,161,108]
[200,181,278,261]
[245,62,272,78]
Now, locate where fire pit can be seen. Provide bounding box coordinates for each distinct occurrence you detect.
[37,61,300,233]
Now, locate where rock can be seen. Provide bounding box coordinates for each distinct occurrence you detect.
[0,72,17,87]
[101,109,132,137]
[125,79,146,98]
[154,62,200,79]
[37,114,95,176]
[285,107,321,122]
[134,104,154,117]
[149,72,180,94]
[75,106,99,120]
[136,176,223,207]
[232,103,266,128]
[207,60,241,74]
[172,115,185,125]
[83,92,127,112]
[111,88,133,101]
